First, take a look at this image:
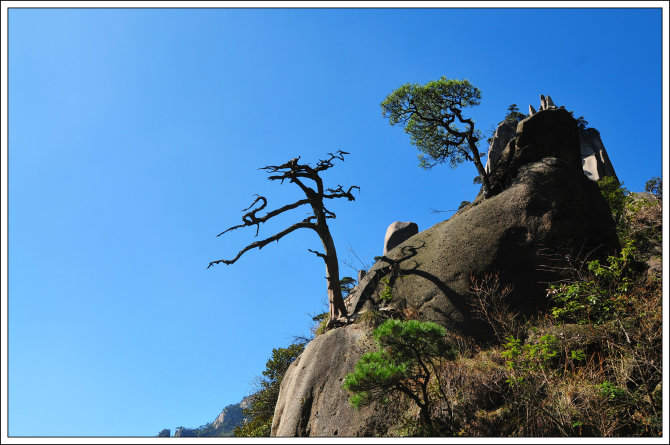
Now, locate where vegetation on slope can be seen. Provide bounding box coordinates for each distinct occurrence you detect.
[341,177,662,437]
[226,164,662,438]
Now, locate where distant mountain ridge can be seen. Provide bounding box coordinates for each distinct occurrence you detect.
[162,396,251,437]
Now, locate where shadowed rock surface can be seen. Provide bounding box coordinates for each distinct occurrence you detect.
[271,107,620,437]
[486,109,618,184]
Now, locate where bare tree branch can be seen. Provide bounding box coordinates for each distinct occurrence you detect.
[217,195,312,237]
[209,220,316,268]
[324,185,360,201]
[307,248,327,260]
[315,150,349,172]
[322,206,336,219]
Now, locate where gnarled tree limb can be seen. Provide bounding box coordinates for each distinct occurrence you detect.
[209,220,316,268]
[217,195,313,237]
[210,151,360,327]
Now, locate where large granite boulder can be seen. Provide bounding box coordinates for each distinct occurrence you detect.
[271,107,620,436]
[383,221,419,254]
[271,324,410,437]
[365,157,618,340]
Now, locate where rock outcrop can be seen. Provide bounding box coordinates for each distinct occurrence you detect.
[484,118,518,174]
[383,221,419,254]
[580,128,618,182]
[172,397,250,437]
[271,106,620,436]
[271,324,410,436]
[487,98,617,183]
[488,108,584,194]
[211,401,247,436]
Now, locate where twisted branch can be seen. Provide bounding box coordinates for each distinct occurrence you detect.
[208,220,317,268]
[325,185,360,201]
[217,194,312,237]
[307,248,327,260]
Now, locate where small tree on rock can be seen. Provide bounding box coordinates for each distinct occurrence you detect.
[381,77,492,197]
[343,319,457,433]
[209,150,359,327]
[505,104,525,122]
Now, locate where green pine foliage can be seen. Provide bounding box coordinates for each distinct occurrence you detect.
[644,177,662,197]
[504,104,525,122]
[343,319,456,433]
[381,77,482,170]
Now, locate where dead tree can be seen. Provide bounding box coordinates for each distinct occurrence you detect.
[209,150,359,328]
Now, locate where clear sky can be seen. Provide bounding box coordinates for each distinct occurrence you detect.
[4,5,666,438]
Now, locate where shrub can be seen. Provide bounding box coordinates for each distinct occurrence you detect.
[468,272,521,342]
[598,176,628,230]
[548,241,636,325]
[343,319,456,434]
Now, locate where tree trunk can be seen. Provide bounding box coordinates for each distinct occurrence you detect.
[313,205,348,324]
[321,228,349,322]
[450,107,492,198]
[420,406,436,435]
[468,137,492,197]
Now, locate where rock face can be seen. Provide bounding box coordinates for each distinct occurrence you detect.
[488,108,584,194]
[271,107,620,436]
[486,107,617,183]
[383,221,419,254]
[484,118,518,174]
[271,324,409,436]
[211,401,247,436]
[171,397,251,437]
[580,128,618,182]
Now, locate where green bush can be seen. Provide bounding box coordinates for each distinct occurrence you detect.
[379,277,394,302]
[597,176,628,230]
[502,334,559,385]
[548,241,636,325]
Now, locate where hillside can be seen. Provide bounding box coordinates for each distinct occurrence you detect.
[267,106,663,437]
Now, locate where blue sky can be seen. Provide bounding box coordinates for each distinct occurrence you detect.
[5,6,665,437]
